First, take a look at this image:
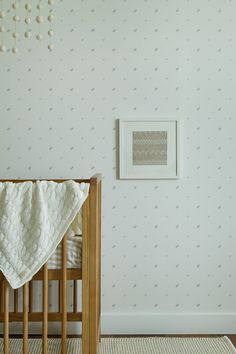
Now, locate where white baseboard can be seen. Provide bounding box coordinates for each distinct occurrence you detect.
[101,313,236,335]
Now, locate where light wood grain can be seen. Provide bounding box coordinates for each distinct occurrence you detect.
[82,198,90,354]
[4,281,9,354]
[98,181,102,343]
[43,264,48,354]
[0,175,101,184]
[0,269,82,281]
[0,311,82,322]
[88,179,100,354]
[61,234,67,354]
[14,289,18,313]
[23,283,29,354]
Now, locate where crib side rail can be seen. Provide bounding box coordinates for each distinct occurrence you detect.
[0,173,102,184]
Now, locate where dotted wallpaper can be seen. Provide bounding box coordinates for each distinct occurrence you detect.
[0,0,236,334]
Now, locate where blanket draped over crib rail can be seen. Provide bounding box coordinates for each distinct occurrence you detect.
[0,180,89,289]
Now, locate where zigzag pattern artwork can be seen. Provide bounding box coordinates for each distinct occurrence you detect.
[132,131,167,166]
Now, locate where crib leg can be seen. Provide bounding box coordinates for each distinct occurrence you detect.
[4,281,9,354]
[82,198,90,354]
[89,265,99,354]
[61,235,67,354]
[43,265,48,354]
[98,180,102,344]
[23,283,29,354]
[82,177,101,354]
[88,180,100,354]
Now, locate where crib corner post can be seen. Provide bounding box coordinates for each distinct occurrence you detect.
[89,176,101,354]
[4,280,9,354]
[98,179,102,344]
[82,176,101,354]
[82,197,90,354]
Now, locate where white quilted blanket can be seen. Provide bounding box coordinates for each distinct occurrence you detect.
[0,180,89,289]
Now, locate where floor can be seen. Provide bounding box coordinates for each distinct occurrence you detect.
[107,335,236,348]
[1,337,235,354]
[2,334,236,348]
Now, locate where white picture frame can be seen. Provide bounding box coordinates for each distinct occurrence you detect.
[119,120,179,179]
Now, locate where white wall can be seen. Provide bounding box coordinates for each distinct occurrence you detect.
[0,0,236,334]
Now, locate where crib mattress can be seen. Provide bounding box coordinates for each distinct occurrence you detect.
[47,236,82,269]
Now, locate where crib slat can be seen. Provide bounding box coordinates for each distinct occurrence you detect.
[14,289,18,313]
[43,263,48,354]
[4,281,9,354]
[62,234,67,354]
[73,280,77,313]
[23,283,29,354]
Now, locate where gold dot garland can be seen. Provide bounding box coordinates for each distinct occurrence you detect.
[36,0,43,41]
[12,0,19,53]
[47,0,54,51]
[0,0,6,53]
[24,2,31,38]
[0,0,55,53]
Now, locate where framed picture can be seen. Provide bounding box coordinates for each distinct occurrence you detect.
[119,120,179,179]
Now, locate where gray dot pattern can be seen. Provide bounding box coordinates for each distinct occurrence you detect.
[0,0,235,333]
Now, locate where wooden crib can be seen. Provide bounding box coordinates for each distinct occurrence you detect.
[0,174,101,354]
